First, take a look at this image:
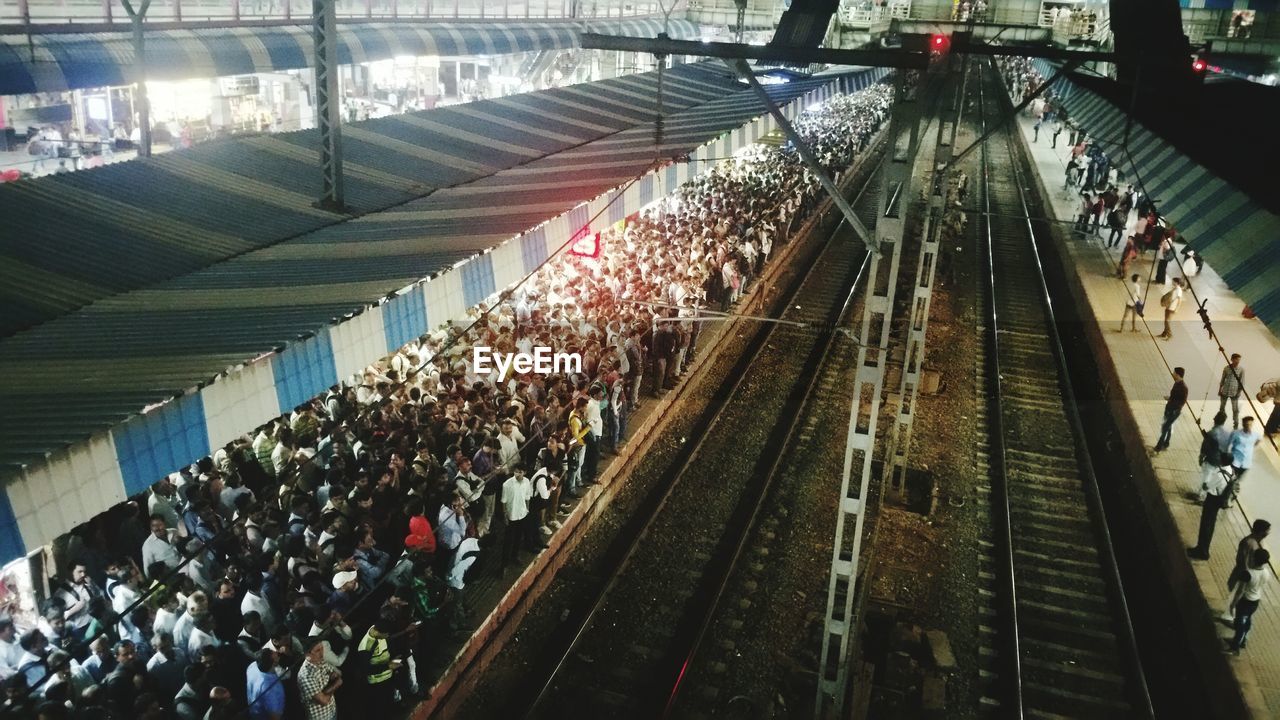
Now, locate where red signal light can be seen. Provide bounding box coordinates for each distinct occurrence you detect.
[933,34,946,47]
[930,34,950,54]
[1192,58,1207,73]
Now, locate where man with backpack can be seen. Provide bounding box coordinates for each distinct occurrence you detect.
[1196,411,1233,502]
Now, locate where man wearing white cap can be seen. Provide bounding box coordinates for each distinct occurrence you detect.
[329,571,359,616]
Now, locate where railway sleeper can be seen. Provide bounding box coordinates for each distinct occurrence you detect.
[1015,561,1108,591]
[1015,579,1113,613]
[1022,680,1131,718]
[1018,596,1120,630]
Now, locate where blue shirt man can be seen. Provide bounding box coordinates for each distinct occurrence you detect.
[1230,417,1263,483]
[246,649,286,720]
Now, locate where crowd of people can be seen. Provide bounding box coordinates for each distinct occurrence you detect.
[0,79,895,720]
[1000,56,1205,340]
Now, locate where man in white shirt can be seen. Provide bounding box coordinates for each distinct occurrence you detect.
[1158,277,1183,340]
[241,575,278,637]
[0,617,21,680]
[186,615,219,661]
[1228,548,1270,654]
[142,515,183,579]
[454,457,488,537]
[1119,273,1142,333]
[500,466,535,569]
[496,419,524,471]
[148,476,184,535]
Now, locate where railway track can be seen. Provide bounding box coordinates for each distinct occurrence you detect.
[508,154,885,720]
[972,60,1153,719]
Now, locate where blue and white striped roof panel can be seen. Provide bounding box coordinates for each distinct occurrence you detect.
[0,18,697,94]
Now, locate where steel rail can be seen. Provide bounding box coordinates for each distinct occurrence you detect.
[987,59,1156,719]
[975,60,1026,720]
[658,171,880,718]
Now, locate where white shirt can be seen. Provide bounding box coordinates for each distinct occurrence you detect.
[1240,566,1267,602]
[149,491,182,532]
[172,611,196,664]
[497,429,524,469]
[448,537,481,590]
[271,443,294,477]
[142,530,183,577]
[533,468,554,501]
[585,399,603,435]
[308,622,351,668]
[187,625,218,659]
[153,607,179,639]
[0,637,21,677]
[1126,280,1141,308]
[501,476,533,523]
[241,592,278,636]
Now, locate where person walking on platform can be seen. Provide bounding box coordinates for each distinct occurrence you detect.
[1218,354,1246,429]
[1258,376,1280,437]
[1120,273,1143,333]
[1227,416,1262,505]
[1155,367,1188,452]
[1197,411,1232,502]
[1188,455,1231,561]
[1106,205,1126,248]
[1117,236,1139,280]
[1051,118,1064,148]
[1158,278,1183,340]
[1224,519,1271,622]
[1227,548,1269,655]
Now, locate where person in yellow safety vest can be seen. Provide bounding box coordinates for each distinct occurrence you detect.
[356,618,400,714]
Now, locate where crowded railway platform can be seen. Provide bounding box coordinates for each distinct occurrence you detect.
[0,81,893,719]
[1003,57,1280,717]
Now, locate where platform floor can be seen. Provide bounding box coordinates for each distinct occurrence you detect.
[1013,110,1280,717]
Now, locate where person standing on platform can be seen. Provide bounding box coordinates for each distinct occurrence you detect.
[1258,376,1280,437]
[298,637,342,720]
[1227,548,1269,655]
[1158,278,1183,340]
[1155,367,1188,452]
[1218,354,1246,429]
[500,465,535,570]
[1197,411,1232,502]
[1227,417,1262,505]
[1224,519,1271,622]
[1051,118,1064,148]
[1120,273,1143,333]
[1189,457,1232,561]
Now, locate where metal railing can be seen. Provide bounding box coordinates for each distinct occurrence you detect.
[1,0,676,27]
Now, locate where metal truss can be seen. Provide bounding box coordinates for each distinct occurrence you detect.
[815,67,923,718]
[884,53,960,498]
[313,0,345,211]
[120,0,153,157]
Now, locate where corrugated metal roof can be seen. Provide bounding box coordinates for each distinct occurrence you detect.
[0,18,698,94]
[0,61,740,339]
[0,65,875,476]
